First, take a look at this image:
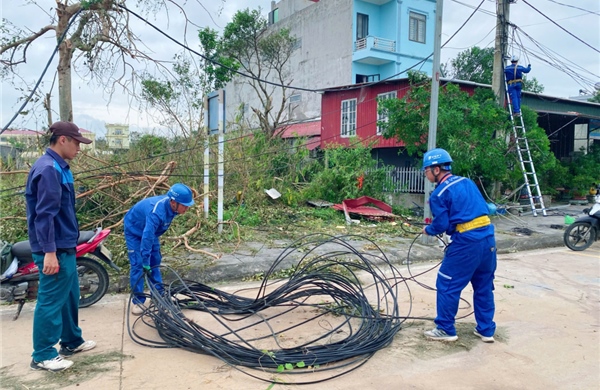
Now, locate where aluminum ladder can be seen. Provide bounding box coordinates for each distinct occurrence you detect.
[505,81,547,216]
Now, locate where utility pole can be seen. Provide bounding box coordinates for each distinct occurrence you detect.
[422,0,444,245]
[203,97,210,220]
[492,0,510,105]
[217,90,225,234]
[204,89,227,234]
[491,0,511,199]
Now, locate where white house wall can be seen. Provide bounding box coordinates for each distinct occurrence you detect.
[272,0,314,17]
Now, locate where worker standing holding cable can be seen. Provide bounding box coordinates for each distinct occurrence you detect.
[421,148,497,343]
[124,183,194,315]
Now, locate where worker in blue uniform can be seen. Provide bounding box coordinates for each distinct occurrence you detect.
[421,149,497,343]
[124,183,194,315]
[504,55,531,116]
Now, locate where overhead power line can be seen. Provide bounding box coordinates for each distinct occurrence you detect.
[521,0,600,54]
[118,0,486,94]
[0,0,491,195]
[1,9,83,135]
[510,24,599,92]
[450,0,495,17]
[543,0,600,16]
[3,0,488,135]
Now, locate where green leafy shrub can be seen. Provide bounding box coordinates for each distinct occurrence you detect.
[301,142,390,203]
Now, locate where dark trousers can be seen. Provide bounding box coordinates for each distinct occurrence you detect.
[32,251,84,361]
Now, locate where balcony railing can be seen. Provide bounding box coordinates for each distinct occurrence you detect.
[355,36,396,53]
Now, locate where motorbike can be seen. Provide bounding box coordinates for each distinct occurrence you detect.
[564,195,600,251]
[0,228,120,320]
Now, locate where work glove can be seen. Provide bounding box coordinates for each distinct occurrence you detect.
[143,265,151,274]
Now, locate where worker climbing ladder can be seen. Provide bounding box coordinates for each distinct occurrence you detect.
[505,81,547,216]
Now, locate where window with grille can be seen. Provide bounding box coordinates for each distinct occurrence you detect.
[341,99,357,137]
[409,12,426,43]
[377,91,397,134]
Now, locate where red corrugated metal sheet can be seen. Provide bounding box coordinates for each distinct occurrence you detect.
[279,121,321,138]
[332,196,397,220]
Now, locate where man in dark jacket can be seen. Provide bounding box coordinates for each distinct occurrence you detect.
[25,121,96,372]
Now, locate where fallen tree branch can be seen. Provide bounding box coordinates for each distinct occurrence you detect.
[0,170,29,175]
[182,236,221,260]
[0,216,27,221]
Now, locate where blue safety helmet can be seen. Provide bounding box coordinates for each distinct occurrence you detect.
[167,183,195,207]
[422,148,453,171]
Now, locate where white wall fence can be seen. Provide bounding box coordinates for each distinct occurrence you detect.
[382,166,425,193]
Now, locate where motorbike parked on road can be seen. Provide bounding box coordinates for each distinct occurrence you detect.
[0,228,120,320]
[564,195,600,251]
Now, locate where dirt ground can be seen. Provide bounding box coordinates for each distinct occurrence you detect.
[1,245,598,390]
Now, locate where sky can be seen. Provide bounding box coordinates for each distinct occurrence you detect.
[1,0,599,137]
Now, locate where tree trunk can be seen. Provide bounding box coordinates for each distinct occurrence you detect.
[56,3,74,122]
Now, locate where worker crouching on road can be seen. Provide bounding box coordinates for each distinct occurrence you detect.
[124,183,195,315]
[421,149,497,343]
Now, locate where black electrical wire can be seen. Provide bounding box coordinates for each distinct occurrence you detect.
[1,9,83,134]
[509,25,598,92]
[0,126,383,197]
[521,0,600,54]
[3,0,484,138]
[126,228,481,384]
[543,0,600,16]
[118,0,484,96]
[127,233,413,384]
[2,0,486,193]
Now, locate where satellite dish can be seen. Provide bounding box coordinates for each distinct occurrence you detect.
[594,82,600,91]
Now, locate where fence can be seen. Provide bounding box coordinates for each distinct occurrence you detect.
[382,166,425,193]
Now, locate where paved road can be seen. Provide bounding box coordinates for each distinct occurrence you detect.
[1,244,598,390]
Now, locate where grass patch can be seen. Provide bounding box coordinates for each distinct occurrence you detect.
[0,351,132,390]
[391,321,508,360]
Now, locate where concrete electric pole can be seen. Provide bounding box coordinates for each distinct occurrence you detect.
[421,0,444,245]
[492,0,511,105]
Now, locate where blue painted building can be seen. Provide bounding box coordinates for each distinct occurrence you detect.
[352,0,435,83]
[225,0,436,126]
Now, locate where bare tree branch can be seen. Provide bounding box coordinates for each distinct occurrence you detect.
[0,25,56,66]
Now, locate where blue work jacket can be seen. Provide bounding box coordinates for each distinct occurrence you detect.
[504,63,531,82]
[425,175,494,242]
[25,148,79,253]
[123,195,177,264]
